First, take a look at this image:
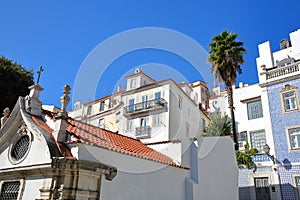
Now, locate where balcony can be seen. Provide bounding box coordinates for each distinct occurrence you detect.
[135,126,151,139]
[262,62,300,81]
[124,98,167,118]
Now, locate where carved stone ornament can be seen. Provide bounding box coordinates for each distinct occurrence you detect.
[0,107,10,128]
[280,84,298,92]
[17,122,28,136]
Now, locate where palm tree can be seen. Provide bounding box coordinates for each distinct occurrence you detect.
[207,30,246,150]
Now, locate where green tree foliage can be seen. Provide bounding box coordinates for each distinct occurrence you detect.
[207,30,246,150]
[0,55,34,113]
[203,112,258,169]
[203,112,231,136]
[236,144,258,169]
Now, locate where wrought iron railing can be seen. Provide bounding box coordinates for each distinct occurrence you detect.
[135,126,151,138]
[264,62,299,80]
[124,98,167,115]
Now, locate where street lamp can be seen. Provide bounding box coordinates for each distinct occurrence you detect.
[263,144,276,164]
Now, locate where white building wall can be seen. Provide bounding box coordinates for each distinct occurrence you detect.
[169,83,202,141]
[71,136,238,200]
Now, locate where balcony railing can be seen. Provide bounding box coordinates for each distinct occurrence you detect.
[135,126,151,139]
[264,62,299,80]
[124,98,167,117]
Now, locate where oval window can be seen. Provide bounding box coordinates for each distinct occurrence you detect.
[10,135,30,162]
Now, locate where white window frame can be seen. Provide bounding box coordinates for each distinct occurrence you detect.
[87,105,92,115]
[247,99,263,120]
[130,79,136,89]
[153,114,161,126]
[250,129,266,153]
[286,126,300,151]
[99,118,104,128]
[127,120,133,131]
[99,101,105,111]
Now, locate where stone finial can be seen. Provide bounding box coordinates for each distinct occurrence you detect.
[53,84,71,143]
[117,84,121,92]
[25,84,44,116]
[1,107,10,128]
[60,84,71,112]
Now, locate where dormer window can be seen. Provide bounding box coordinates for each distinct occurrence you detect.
[130,79,136,89]
[277,57,295,67]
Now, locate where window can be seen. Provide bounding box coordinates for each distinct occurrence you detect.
[153,114,160,126]
[247,99,263,120]
[130,79,136,89]
[99,118,104,128]
[288,128,300,150]
[283,91,298,111]
[155,92,161,104]
[129,98,135,112]
[186,122,190,137]
[142,95,148,109]
[0,181,21,200]
[99,101,105,111]
[194,92,198,103]
[127,120,132,130]
[115,111,120,123]
[250,130,266,153]
[178,96,183,109]
[140,118,147,127]
[108,99,113,108]
[87,105,92,115]
[295,176,300,199]
[73,102,81,111]
[281,84,299,113]
[239,131,247,142]
[10,135,30,161]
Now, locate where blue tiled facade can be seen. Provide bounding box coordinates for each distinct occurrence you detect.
[267,78,300,199]
[267,79,300,162]
[278,165,300,200]
[238,167,273,200]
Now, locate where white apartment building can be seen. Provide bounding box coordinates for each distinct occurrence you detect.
[69,88,123,132]
[69,68,210,163]
[209,83,273,154]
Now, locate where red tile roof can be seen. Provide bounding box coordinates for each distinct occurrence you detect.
[41,110,187,169]
[31,115,73,158]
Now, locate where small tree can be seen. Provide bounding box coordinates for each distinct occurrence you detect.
[203,112,231,136]
[0,56,34,113]
[203,112,258,169]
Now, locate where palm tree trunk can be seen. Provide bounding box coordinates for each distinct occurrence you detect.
[226,85,239,150]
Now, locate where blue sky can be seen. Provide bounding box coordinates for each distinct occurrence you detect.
[1,1,300,108]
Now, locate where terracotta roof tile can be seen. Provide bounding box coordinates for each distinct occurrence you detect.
[41,110,187,169]
[31,115,73,158]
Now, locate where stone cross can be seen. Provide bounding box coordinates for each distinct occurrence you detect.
[37,66,44,84]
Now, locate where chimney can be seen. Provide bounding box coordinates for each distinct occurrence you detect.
[117,84,121,92]
[25,84,44,116]
[53,84,71,143]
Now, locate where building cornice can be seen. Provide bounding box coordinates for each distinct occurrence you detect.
[259,74,300,88]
